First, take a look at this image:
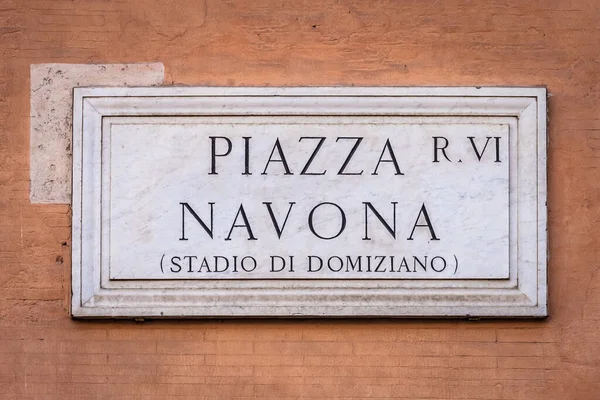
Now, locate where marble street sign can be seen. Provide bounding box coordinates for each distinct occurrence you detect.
[71,87,547,318]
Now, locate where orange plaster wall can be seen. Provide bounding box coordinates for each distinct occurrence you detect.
[1,0,600,398]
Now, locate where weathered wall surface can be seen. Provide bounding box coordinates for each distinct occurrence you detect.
[1,0,599,398]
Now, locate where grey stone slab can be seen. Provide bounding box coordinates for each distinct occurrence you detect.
[30,63,164,204]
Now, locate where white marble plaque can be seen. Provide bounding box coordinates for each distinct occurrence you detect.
[71,87,547,318]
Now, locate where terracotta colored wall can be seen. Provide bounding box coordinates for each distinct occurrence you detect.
[1,0,599,398]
